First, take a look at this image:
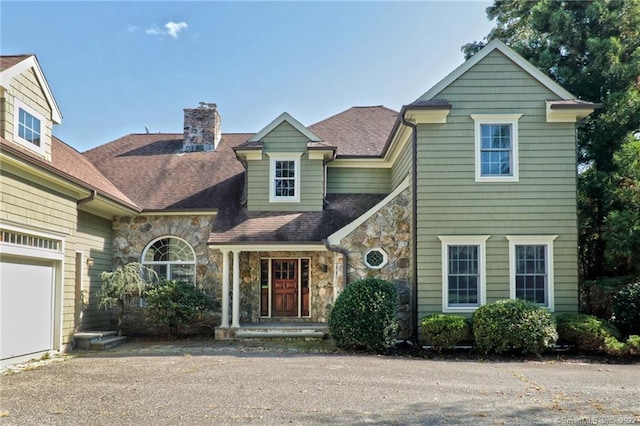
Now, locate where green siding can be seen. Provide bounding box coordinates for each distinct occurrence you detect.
[415,50,579,318]
[247,121,324,211]
[326,167,390,194]
[0,170,79,349]
[73,211,113,331]
[391,139,412,190]
[262,121,309,152]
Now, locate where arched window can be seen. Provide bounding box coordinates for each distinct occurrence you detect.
[141,236,196,285]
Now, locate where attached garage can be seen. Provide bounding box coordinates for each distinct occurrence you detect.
[1,258,55,360]
[0,227,64,365]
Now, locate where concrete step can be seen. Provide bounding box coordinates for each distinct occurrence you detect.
[233,323,329,340]
[90,336,127,350]
[74,331,123,350]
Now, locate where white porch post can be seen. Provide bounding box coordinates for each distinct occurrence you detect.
[220,250,230,328]
[231,250,241,328]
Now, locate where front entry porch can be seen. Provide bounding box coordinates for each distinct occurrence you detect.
[212,245,341,340]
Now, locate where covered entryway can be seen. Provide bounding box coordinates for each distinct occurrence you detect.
[1,258,54,360]
[213,245,329,338]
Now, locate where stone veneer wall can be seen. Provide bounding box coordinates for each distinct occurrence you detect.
[337,187,412,339]
[240,251,336,323]
[111,215,223,335]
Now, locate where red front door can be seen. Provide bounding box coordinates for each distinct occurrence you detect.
[272,259,298,316]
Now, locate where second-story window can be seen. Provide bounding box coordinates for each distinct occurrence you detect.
[13,99,45,155]
[471,114,522,182]
[18,108,41,147]
[275,160,296,197]
[480,124,512,176]
[269,153,301,202]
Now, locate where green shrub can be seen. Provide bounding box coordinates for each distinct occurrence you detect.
[604,336,627,356]
[144,280,216,336]
[626,335,640,355]
[556,313,622,352]
[472,299,558,356]
[611,282,640,337]
[329,278,398,353]
[421,314,469,352]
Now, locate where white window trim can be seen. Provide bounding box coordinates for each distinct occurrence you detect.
[506,235,557,312]
[438,235,489,313]
[364,247,388,269]
[13,98,46,155]
[471,114,522,183]
[141,235,197,284]
[268,152,302,203]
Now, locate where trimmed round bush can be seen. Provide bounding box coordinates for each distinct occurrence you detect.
[421,314,469,352]
[612,282,640,337]
[556,313,621,352]
[329,278,398,353]
[472,299,558,356]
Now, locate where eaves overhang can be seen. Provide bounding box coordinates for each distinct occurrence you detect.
[377,100,453,165]
[140,209,218,216]
[207,241,328,252]
[546,100,601,123]
[0,140,141,214]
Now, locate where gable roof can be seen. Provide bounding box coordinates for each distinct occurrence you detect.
[0,54,63,124]
[83,133,251,210]
[248,112,323,143]
[416,39,577,102]
[309,106,398,157]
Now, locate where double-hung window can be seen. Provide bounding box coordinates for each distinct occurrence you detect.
[269,153,301,202]
[507,236,556,311]
[439,236,488,312]
[13,99,45,155]
[472,114,521,182]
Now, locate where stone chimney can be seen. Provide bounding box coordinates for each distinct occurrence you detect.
[182,102,221,152]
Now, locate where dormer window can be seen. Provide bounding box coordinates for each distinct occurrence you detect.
[269,153,301,202]
[13,99,45,155]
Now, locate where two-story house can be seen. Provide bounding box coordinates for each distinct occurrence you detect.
[0,55,141,364]
[1,40,597,363]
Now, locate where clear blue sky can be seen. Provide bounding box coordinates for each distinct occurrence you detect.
[1,1,494,152]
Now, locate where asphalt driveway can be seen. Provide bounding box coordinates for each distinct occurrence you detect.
[1,341,639,425]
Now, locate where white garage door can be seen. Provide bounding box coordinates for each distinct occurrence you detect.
[1,259,54,360]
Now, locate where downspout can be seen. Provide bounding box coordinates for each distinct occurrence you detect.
[77,189,97,206]
[400,110,419,344]
[322,239,349,293]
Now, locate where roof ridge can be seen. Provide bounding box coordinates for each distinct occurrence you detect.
[310,105,397,128]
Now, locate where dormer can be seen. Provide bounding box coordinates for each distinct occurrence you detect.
[0,55,62,161]
[235,112,335,212]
